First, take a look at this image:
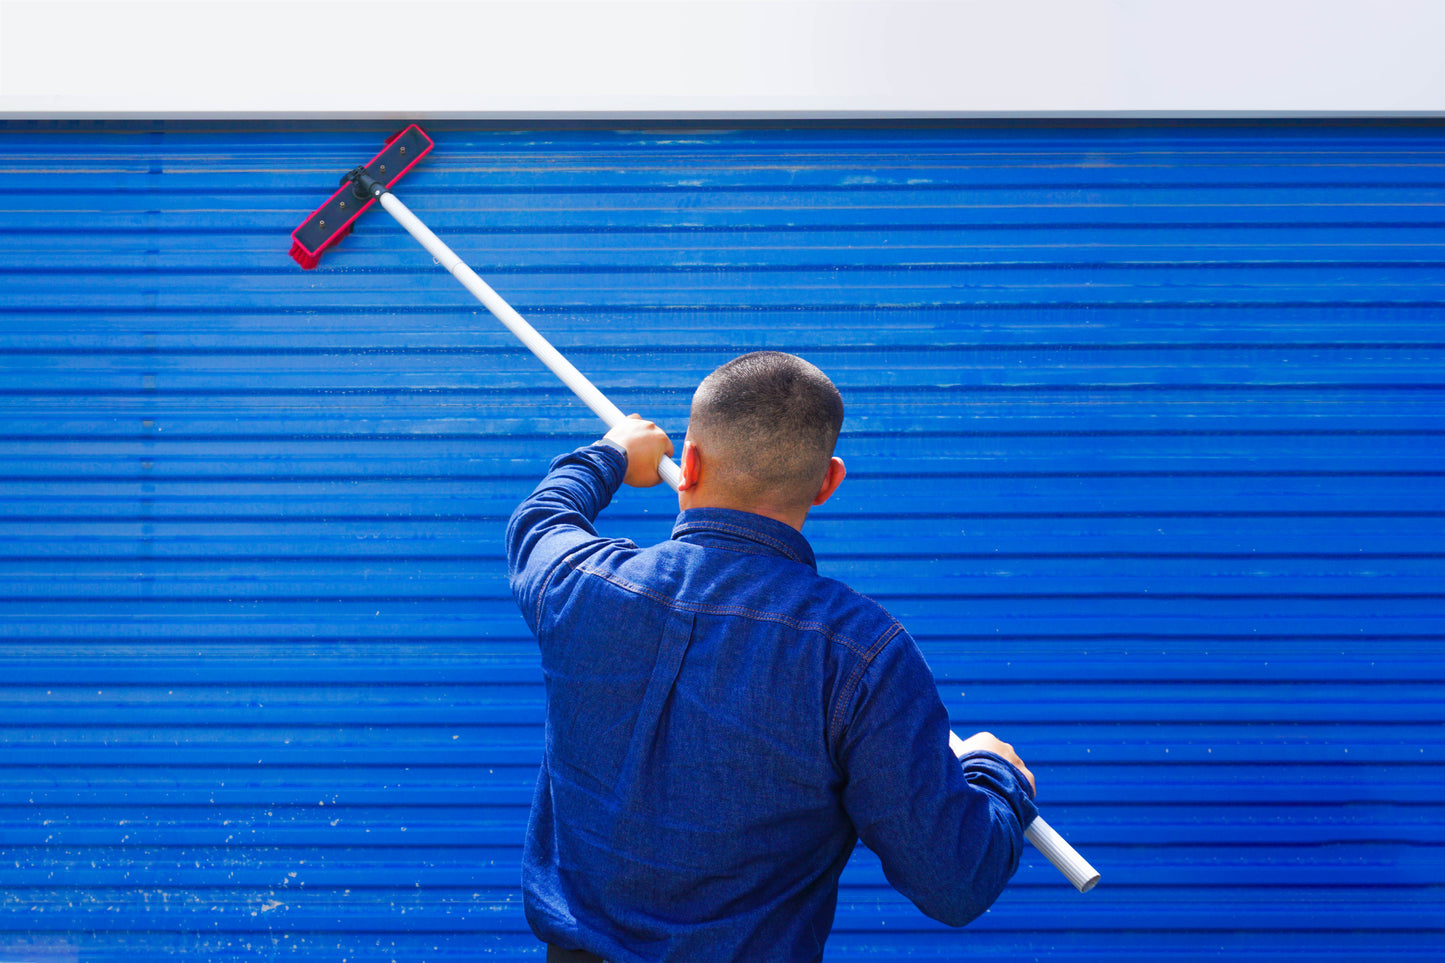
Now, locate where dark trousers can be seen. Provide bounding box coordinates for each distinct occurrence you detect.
[546,945,606,963]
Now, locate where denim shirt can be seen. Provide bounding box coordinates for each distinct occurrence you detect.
[507,443,1038,963]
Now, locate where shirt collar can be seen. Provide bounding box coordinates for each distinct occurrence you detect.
[671,507,817,570]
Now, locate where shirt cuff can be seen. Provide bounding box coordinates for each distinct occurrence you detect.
[960,749,1037,800]
[959,749,1041,834]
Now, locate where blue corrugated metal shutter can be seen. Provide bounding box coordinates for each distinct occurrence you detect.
[0,121,1441,960]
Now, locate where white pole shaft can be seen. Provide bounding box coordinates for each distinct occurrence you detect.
[376,191,682,491]
[374,186,1093,886]
[950,729,1099,893]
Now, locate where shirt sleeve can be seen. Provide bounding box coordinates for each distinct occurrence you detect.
[505,442,629,636]
[836,625,1038,927]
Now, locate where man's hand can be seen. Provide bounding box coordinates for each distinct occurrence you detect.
[951,730,1036,796]
[604,414,675,488]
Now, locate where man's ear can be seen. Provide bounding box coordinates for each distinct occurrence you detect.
[678,439,701,492]
[811,456,846,507]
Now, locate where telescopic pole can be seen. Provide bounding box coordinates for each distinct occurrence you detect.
[346,169,1096,893]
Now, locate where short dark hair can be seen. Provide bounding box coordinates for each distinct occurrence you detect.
[688,351,844,508]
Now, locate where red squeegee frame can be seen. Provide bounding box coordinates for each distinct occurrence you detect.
[288,124,435,270]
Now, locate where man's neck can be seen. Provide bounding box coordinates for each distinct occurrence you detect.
[678,491,810,533]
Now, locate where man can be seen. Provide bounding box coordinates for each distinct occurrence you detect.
[507,351,1038,962]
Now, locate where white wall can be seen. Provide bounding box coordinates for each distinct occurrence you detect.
[2,0,1444,117]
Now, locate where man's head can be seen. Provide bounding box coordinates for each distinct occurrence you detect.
[679,351,846,528]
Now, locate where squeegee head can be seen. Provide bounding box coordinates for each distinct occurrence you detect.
[289,124,434,269]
